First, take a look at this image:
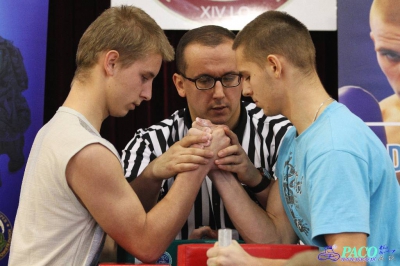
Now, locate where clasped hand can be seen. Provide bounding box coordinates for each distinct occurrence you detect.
[187,120,231,170]
[149,117,260,185]
[148,119,230,179]
[189,118,259,184]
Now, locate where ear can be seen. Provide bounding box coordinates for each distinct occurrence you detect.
[173,73,186,98]
[104,50,120,76]
[370,31,375,43]
[266,54,282,78]
[266,55,282,79]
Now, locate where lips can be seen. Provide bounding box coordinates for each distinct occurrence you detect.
[211,106,229,114]
[131,102,140,110]
[157,0,288,23]
[212,105,227,110]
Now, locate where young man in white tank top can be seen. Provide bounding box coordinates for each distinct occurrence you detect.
[9,5,230,266]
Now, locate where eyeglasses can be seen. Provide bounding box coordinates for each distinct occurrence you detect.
[179,73,242,90]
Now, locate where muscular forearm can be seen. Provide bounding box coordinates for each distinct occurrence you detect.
[253,185,270,209]
[240,168,274,209]
[209,170,284,244]
[129,164,210,262]
[128,129,230,261]
[130,161,164,212]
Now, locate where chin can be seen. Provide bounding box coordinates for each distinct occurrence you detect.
[208,117,229,125]
[262,109,276,117]
[111,110,130,118]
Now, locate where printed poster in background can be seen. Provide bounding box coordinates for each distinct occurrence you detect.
[0,1,49,264]
[338,0,400,181]
[111,0,337,31]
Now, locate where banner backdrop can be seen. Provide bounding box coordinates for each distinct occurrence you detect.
[111,0,337,31]
[338,0,400,181]
[0,1,49,264]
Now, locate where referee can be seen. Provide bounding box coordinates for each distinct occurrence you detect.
[121,25,291,241]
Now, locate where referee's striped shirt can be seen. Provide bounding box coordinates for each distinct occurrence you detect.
[121,101,292,240]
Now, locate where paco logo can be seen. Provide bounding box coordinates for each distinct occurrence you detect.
[318,245,396,263]
[0,211,12,261]
[157,0,289,22]
[318,245,340,261]
[342,246,379,259]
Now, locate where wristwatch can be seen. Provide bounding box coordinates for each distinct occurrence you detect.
[248,167,273,193]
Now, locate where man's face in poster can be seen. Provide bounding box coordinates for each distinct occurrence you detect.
[370,0,400,97]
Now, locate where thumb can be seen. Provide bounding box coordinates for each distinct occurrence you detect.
[196,117,214,127]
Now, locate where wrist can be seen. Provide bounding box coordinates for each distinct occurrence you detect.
[146,158,166,181]
[147,159,160,179]
[247,167,272,193]
[244,168,263,187]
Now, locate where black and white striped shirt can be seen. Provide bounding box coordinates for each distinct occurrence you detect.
[121,101,291,240]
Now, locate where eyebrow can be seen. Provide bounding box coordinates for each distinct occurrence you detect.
[378,48,400,53]
[143,71,156,78]
[192,71,239,79]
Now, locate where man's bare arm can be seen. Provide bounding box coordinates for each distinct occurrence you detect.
[67,129,229,262]
[130,134,214,211]
[209,170,297,244]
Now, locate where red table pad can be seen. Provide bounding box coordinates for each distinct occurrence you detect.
[177,243,318,266]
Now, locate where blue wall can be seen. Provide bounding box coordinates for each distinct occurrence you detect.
[0,1,49,264]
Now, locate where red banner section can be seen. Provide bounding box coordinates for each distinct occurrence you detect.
[112,0,337,30]
[157,0,288,22]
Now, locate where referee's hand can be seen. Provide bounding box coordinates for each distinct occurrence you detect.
[150,134,214,179]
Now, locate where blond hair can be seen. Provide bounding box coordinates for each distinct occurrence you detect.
[74,5,174,82]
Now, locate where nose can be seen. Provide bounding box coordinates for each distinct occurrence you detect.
[141,84,152,101]
[212,80,225,99]
[242,83,252,97]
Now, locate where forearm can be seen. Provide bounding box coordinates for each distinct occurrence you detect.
[252,184,271,209]
[130,161,164,212]
[240,167,273,209]
[130,164,210,261]
[210,170,284,244]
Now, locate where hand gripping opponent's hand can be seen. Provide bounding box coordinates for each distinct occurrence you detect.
[188,118,231,170]
[191,118,260,185]
[150,133,214,180]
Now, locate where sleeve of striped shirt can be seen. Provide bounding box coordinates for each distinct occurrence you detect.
[244,102,292,177]
[121,128,157,183]
[265,114,292,175]
[120,109,185,183]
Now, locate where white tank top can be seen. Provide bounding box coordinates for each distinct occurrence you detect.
[9,107,120,266]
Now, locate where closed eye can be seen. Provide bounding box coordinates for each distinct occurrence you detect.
[140,71,156,83]
[379,49,400,62]
[141,75,149,82]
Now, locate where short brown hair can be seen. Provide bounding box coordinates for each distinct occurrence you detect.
[175,25,236,74]
[74,5,174,82]
[233,11,316,73]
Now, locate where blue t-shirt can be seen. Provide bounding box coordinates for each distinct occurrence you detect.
[276,101,400,263]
